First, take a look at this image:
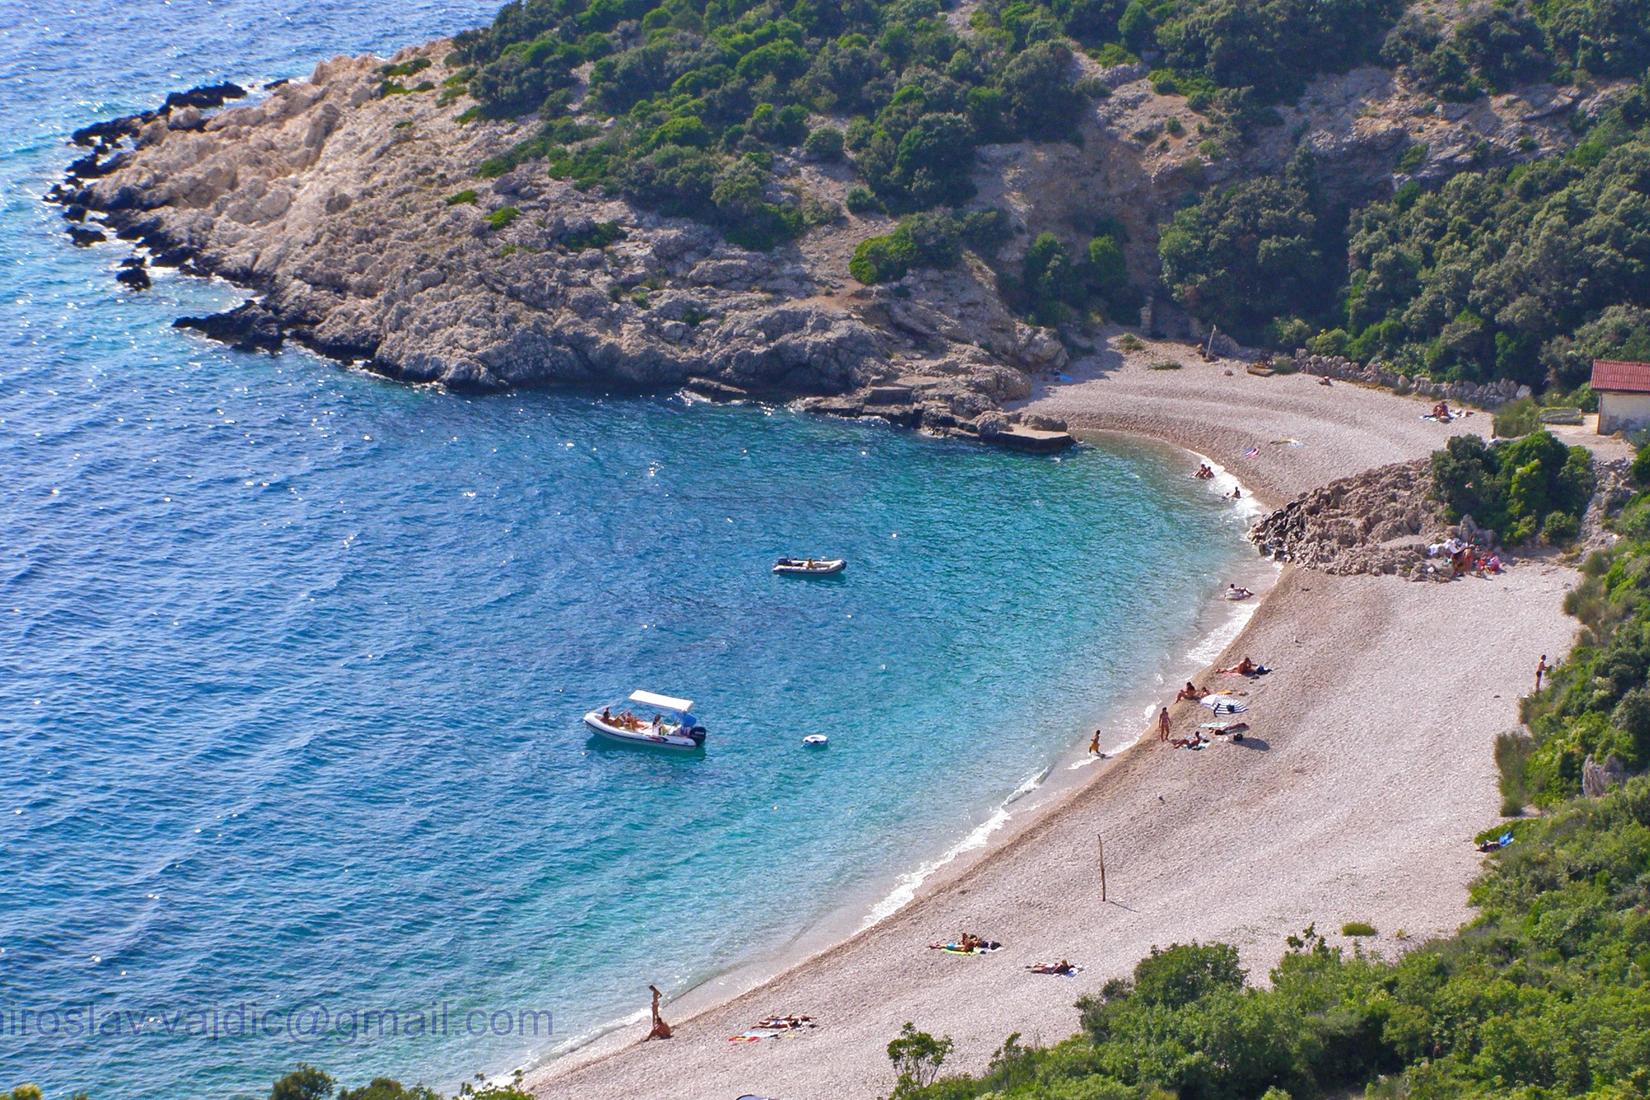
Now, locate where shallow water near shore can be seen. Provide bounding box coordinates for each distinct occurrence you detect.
[1,2,1252,1096]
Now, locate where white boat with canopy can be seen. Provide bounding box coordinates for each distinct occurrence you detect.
[584,690,706,750]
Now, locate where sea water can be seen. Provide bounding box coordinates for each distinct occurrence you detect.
[0,2,1254,1096]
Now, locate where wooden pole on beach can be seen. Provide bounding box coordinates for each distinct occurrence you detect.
[1097,833,1107,901]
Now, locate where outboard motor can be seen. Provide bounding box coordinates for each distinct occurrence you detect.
[687,725,707,745]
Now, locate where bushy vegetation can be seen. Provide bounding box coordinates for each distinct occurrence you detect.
[1153,0,1403,103]
[1158,171,1327,339]
[1430,430,1593,544]
[446,0,1099,247]
[484,204,523,229]
[1164,61,1650,384]
[1383,0,1650,100]
[1516,485,1650,803]
[1340,103,1650,387]
[442,0,1427,251]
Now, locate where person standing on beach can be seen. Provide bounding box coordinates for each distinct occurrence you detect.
[1158,707,1171,742]
[645,984,672,1041]
[1089,730,1102,756]
[1536,654,1548,691]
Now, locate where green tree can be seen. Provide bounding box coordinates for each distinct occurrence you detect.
[1159,178,1322,340]
[888,1022,954,1093]
[271,1066,334,1100]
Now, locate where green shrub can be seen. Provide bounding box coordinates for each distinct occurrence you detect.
[444,189,478,206]
[379,56,432,80]
[558,220,625,251]
[1495,730,1534,815]
[802,126,845,162]
[1159,176,1325,343]
[849,211,964,285]
[1633,441,1650,486]
[485,205,521,230]
[1492,397,1541,438]
[1430,431,1593,545]
[1340,921,1377,937]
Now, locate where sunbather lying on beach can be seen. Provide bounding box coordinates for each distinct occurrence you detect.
[1171,733,1207,749]
[1217,657,1270,676]
[929,934,1001,953]
[755,1015,816,1030]
[1175,681,1207,702]
[728,1015,819,1042]
[1027,960,1079,975]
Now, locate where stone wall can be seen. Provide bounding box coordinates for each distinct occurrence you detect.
[1285,352,1533,410]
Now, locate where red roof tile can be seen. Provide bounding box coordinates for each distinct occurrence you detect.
[1592,360,1650,394]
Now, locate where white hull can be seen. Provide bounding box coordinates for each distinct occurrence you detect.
[773,558,845,576]
[584,712,703,750]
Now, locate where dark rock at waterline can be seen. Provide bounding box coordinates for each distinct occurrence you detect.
[174,301,284,352]
[71,114,145,148]
[149,245,196,268]
[67,225,106,247]
[264,78,289,91]
[67,151,119,179]
[162,81,247,112]
[115,263,151,290]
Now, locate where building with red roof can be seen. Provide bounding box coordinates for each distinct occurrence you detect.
[1592,360,1650,433]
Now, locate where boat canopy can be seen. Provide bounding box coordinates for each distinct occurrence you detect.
[628,690,695,713]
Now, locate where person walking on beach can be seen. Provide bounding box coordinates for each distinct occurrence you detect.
[1158,706,1171,742]
[645,984,672,1041]
[1536,654,1548,691]
[1089,730,1102,756]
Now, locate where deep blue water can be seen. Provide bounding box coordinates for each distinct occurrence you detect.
[0,3,1252,1097]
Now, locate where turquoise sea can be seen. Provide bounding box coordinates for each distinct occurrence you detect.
[0,3,1255,1096]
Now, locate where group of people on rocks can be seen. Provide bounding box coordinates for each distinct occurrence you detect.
[1428,535,1503,578]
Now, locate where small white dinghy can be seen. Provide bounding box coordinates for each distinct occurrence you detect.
[802,734,829,748]
[773,557,846,576]
[585,690,706,751]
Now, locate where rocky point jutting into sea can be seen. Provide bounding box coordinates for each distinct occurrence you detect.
[46,45,1080,449]
[47,11,1629,453]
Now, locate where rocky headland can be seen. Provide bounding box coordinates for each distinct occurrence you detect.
[46,26,1625,447]
[1249,455,1633,578]
[46,44,1075,446]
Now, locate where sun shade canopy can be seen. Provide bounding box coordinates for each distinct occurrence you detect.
[628,690,694,713]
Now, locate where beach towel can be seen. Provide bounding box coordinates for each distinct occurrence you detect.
[1242,446,1260,458]
[930,942,1002,955]
[1200,721,1250,734]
